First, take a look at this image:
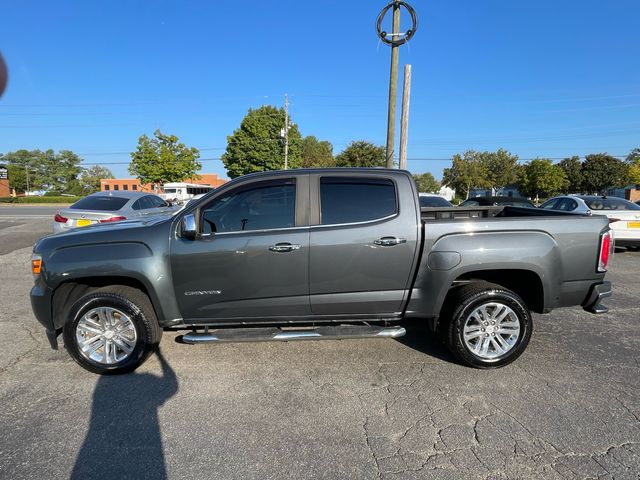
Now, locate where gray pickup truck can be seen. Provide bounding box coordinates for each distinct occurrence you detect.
[30,168,613,374]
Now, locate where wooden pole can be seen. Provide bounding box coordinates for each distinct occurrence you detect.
[399,64,412,170]
[385,3,401,168]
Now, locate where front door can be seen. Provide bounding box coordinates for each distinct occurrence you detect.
[171,177,310,322]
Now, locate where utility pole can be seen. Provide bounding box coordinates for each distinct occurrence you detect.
[385,3,401,169]
[377,1,417,168]
[284,93,289,170]
[25,165,30,194]
[399,64,412,170]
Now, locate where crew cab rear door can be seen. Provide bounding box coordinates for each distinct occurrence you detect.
[309,173,419,315]
[171,175,311,321]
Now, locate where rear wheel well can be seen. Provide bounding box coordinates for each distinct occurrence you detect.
[450,269,544,314]
[52,277,155,329]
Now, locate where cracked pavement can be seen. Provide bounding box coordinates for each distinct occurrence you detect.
[0,218,639,479]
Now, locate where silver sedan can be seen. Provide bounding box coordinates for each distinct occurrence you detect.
[53,191,178,234]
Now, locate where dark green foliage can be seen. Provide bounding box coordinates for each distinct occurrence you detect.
[334,141,385,168]
[129,130,201,188]
[413,172,440,193]
[581,153,629,193]
[557,156,584,193]
[222,106,302,178]
[302,136,334,168]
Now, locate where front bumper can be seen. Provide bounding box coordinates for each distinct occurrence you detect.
[582,281,612,314]
[30,283,58,349]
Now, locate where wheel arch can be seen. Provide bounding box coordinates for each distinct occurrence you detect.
[51,276,161,331]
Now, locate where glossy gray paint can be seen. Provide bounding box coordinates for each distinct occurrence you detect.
[30,168,610,343]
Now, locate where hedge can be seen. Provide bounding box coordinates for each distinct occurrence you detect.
[0,196,82,204]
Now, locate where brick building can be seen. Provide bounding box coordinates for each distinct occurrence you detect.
[100,173,226,193]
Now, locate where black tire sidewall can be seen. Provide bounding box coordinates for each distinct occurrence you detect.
[63,293,154,375]
[450,289,532,368]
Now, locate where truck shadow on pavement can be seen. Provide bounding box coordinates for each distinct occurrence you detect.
[397,322,457,364]
[71,350,178,480]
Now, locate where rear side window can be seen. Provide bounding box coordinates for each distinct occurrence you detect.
[70,196,129,211]
[419,196,452,208]
[147,195,168,208]
[584,197,640,211]
[320,177,397,225]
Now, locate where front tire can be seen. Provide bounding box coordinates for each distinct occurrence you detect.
[63,286,162,375]
[441,282,533,368]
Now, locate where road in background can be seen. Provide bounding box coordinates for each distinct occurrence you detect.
[0,205,65,218]
[1,218,639,479]
[0,216,52,255]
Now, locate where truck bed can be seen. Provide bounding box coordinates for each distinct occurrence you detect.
[420,205,578,221]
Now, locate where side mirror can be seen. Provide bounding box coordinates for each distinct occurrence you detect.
[181,213,197,239]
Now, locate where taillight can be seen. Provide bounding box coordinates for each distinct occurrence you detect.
[598,230,614,272]
[54,213,68,223]
[99,216,127,223]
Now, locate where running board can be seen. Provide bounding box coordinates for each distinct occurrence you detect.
[180,325,406,344]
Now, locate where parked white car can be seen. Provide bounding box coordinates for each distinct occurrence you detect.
[541,195,640,248]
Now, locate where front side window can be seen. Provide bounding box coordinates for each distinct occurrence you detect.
[201,181,296,234]
[540,199,559,209]
[320,177,396,225]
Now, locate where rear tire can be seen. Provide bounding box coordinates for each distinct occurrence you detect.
[440,282,532,368]
[63,286,162,375]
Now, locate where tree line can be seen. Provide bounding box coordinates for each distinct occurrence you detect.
[0,150,114,195]
[442,148,640,200]
[1,101,639,199]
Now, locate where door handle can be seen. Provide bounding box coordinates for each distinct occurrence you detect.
[268,242,301,252]
[374,236,407,247]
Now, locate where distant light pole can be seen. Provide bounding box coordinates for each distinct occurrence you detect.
[376,1,417,168]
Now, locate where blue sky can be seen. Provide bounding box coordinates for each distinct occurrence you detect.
[1,0,639,180]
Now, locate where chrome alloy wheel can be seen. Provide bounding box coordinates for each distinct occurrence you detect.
[462,302,521,361]
[75,307,138,364]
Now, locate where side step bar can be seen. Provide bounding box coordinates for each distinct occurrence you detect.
[180,324,406,344]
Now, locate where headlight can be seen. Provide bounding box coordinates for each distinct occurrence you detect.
[31,254,42,279]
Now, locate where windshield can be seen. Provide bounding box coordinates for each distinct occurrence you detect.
[70,196,129,211]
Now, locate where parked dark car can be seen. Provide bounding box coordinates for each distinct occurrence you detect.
[459,196,535,208]
[31,169,612,374]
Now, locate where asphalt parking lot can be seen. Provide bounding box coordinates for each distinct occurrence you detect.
[0,214,639,480]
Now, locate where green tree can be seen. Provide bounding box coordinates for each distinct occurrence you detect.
[625,148,640,164]
[79,165,114,193]
[442,150,490,199]
[301,136,334,168]
[3,150,39,193]
[518,158,568,201]
[2,149,82,193]
[129,130,201,189]
[558,156,583,193]
[413,172,440,193]
[627,148,640,185]
[222,105,302,178]
[581,153,629,193]
[483,149,520,193]
[334,141,385,167]
[48,150,82,192]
